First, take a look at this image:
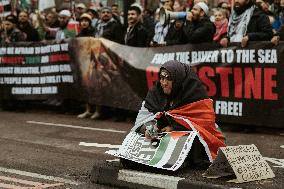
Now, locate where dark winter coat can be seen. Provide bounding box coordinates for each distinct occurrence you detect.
[77,27,95,37]
[182,17,216,44]
[164,21,185,46]
[1,28,26,43]
[99,20,124,44]
[17,22,40,42]
[125,22,148,47]
[142,15,156,45]
[246,8,273,41]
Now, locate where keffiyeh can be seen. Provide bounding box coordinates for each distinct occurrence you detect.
[228,5,255,42]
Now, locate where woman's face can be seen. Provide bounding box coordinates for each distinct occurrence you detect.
[173,1,184,12]
[160,70,173,95]
[260,1,270,12]
[214,11,225,21]
[80,19,90,29]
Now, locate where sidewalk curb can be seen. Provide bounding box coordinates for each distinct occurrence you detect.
[90,162,229,189]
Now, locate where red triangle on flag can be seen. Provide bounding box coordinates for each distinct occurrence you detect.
[170,132,188,140]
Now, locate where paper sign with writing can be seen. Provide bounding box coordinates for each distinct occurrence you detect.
[106,131,197,171]
[203,144,275,183]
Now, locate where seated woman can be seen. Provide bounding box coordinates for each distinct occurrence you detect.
[130,60,226,169]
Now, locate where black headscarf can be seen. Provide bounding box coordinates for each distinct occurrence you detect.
[144,60,208,113]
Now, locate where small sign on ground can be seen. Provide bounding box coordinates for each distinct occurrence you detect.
[203,144,275,183]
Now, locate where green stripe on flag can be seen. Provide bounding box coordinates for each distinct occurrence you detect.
[148,134,171,165]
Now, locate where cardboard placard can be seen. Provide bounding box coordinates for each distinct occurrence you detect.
[203,144,275,183]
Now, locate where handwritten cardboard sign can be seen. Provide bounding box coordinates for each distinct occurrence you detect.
[203,144,275,183]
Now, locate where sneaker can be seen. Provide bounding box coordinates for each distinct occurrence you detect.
[77,111,92,118]
[90,111,101,119]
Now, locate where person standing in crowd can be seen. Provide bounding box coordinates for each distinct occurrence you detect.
[1,15,26,43]
[92,6,124,120]
[256,0,270,12]
[95,7,124,44]
[163,19,185,45]
[256,0,275,25]
[17,11,40,42]
[220,0,273,47]
[111,3,124,26]
[271,0,284,32]
[162,0,187,46]
[142,8,156,45]
[173,0,187,11]
[75,3,87,20]
[272,0,284,32]
[77,13,98,119]
[125,5,148,47]
[56,10,77,41]
[30,13,46,41]
[77,13,95,37]
[44,11,60,40]
[86,6,100,28]
[271,0,284,45]
[118,4,148,121]
[213,8,228,42]
[183,2,216,43]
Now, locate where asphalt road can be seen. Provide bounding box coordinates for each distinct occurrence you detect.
[0,109,131,188]
[0,109,283,189]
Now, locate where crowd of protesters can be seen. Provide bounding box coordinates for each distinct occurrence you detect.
[0,0,283,120]
[1,0,283,46]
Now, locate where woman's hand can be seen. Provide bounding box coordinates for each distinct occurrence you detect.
[186,12,193,22]
[271,36,280,46]
[161,126,174,132]
[145,131,152,139]
[241,35,249,48]
[220,37,229,47]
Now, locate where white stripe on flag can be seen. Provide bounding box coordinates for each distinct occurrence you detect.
[155,136,178,168]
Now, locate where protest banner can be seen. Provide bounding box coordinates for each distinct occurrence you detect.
[203,144,275,183]
[0,38,283,128]
[106,131,197,171]
[0,41,79,100]
[89,39,282,128]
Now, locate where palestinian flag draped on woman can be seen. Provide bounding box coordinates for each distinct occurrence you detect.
[133,61,226,162]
